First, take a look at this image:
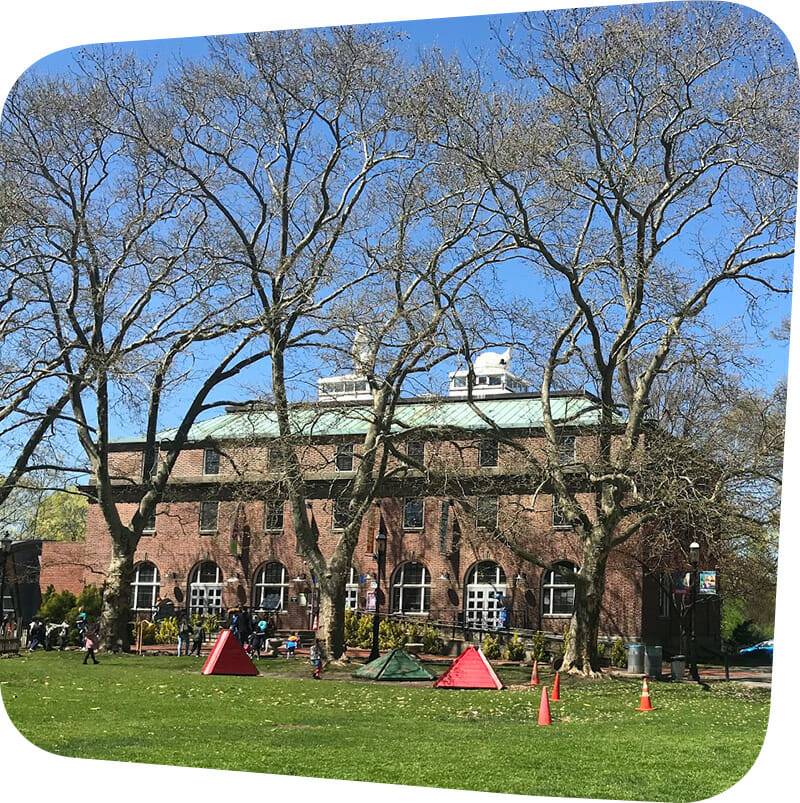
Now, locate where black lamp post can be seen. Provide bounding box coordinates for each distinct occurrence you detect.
[688,540,701,682]
[368,529,387,662]
[0,532,12,627]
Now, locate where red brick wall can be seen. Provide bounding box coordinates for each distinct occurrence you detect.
[39,541,92,594]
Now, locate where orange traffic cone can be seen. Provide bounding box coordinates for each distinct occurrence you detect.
[551,670,561,701]
[530,660,540,686]
[537,685,552,726]
[637,677,654,711]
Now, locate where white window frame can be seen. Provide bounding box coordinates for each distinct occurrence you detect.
[542,562,577,617]
[552,500,572,529]
[479,436,498,467]
[142,508,157,534]
[345,567,359,610]
[335,443,354,472]
[406,440,425,464]
[391,562,431,614]
[189,562,224,616]
[253,562,289,612]
[199,500,219,533]
[264,500,284,532]
[475,496,498,530]
[203,447,221,476]
[403,498,425,530]
[556,434,576,464]
[131,562,160,611]
[465,561,507,629]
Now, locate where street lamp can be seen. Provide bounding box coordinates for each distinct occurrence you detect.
[0,532,12,628]
[688,541,701,682]
[368,528,387,662]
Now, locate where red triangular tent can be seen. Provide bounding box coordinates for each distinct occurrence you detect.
[434,645,503,689]
[201,629,259,676]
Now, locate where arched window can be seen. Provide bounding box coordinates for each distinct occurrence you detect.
[188,561,223,616]
[131,562,160,612]
[253,562,289,612]
[465,561,507,629]
[391,562,431,614]
[345,567,359,610]
[542,561,578,616]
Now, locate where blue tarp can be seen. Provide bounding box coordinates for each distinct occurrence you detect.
[739,640,774,654]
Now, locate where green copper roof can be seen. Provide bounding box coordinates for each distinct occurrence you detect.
[153,393,615,444]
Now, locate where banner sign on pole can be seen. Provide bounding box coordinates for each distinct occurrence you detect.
[699,570,718,595]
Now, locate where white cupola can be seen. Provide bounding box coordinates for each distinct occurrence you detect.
[448,348,529,398]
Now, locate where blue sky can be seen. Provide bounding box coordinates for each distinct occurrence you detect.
[20,7,795,440]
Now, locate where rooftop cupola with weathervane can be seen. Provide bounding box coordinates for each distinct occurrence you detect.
[448,348,529,398]
[316,326,375,403]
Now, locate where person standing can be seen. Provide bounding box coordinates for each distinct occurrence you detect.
[190,621,206,657]
[230,609,241,643]
[285,631,299,659]
[82,626,100,665]
[310,639,323,679]
[177,616,191,657]
[58,621,69,651]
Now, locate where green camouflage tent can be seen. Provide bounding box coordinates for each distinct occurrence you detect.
[352,648,436,681]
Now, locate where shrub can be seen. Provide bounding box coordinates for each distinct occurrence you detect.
[610,638,626,668]
[38,587,77,624]
[530,630,547,661]
[379,617,407,650]
[356,612,374,649]
[344,608,359,646]
[155,617,178,644]
[504,633,526,661]
[482,634,502,659]
[420,623,445,655]
[137,621,157,645]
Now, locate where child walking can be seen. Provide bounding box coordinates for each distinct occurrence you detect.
[82,626,100,665]
[310,639,323,679]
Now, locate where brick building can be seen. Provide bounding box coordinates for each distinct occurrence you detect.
[40,351,718,653]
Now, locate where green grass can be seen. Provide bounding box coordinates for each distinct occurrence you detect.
[0,652,769,802]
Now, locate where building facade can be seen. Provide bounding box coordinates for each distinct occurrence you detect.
[39,353,719,653]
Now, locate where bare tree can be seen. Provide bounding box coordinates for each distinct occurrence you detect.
[414,3,797,672]
[1,68,271,649]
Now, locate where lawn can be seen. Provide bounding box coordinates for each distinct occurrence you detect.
[0,651,769,802]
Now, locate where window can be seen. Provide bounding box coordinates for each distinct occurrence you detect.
[203,448,220,475]
[552,501,571,529]
[556,434,576,464]
[488,375,502,386]
[345,567,360,610]
[465,561,507,628]
[479,437,498,467]
[264,500,284,532]
[333,498,351,530]
[189,561,223,615]
[131,562,160,611]
[252,562,288,611]
[403,498,424,530]
[406,440,425,465]
[391,562,431,614]
[335,443,354,471]
[452,376,466,388]
[199,501,219,533]
[658,573,671,618]
[142,508,156,533]
[475,496,498,530]
[542,562,577,616]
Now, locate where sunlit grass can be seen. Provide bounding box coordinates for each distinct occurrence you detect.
[0,652,769,802]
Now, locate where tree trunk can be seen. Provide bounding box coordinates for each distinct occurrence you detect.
[100,541,134,652]
[317,579,347,659]
[562,534,609,676]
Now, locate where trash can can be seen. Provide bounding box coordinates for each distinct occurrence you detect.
[626,643,644,674]
[644,645,663,678]
[671,655,686,681]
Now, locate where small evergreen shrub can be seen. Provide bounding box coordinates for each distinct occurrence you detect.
[155,617,178,644]
[610,638,626,667]
[530,630,547,661]
[505,633,525,661]
[482,634,502,659]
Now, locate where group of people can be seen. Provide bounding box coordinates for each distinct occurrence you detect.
[176,615,207,657]
[27,617,69,651]
[26,608,99,665]
[230,607,277,659]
